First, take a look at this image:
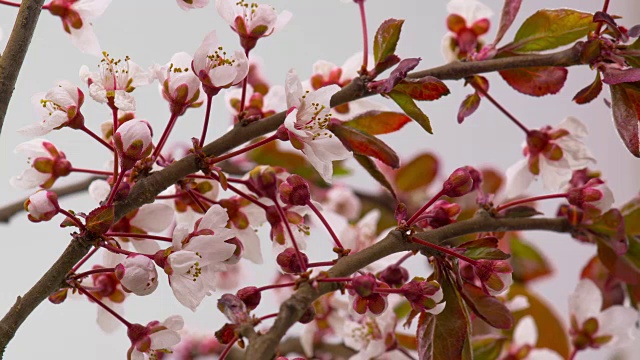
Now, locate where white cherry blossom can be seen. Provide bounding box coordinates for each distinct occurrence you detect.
[152,52,204,113]
[127,315,183,360]
[48,0,111,55]
[505,316,563,359]
[18,81,85,137]
[192,31,249,95]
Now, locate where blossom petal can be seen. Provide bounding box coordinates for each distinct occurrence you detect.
[505,158,535,198]
[285,69,303,108]
[130,203,175,233]
[513,315,538,348]
[149,329,181,349]
[569,279,603,325]
[68,24,102,56]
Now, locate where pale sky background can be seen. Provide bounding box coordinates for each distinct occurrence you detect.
[0,1,639,359]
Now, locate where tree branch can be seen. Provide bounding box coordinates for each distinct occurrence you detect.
[0,45,585,357]
[0,0,46,135]
[241,211,571,359]
[0,177,99,223]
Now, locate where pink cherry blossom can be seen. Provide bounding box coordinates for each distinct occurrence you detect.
[10,139,71,189]
[127,315,183,360]
[24,190,59,223]
[192,31,249,96]
[48,0,111,55]
[176,0,209,11]
[282,69,351,183]
[18,81,85,137]
[322,184,361,221]
[506,117,596,198]
[152,52,204,115]
[80,54,151,111]
[115,255,159,296]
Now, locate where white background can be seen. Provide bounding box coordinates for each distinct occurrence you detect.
[0,0,639,359]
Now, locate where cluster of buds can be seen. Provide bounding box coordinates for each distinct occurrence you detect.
[276,248,309,274]
[401,277,445,314]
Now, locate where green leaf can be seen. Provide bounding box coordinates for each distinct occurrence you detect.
[373,19,404,65]
[353,154,396,198]
[343,111,411,135]
[508,9,596,52]
[388,90,433,134]
[395,153,439,192]
[393,77,450,101]
[461,283,514,329]
[509,234,552,283]
[329,121,400,168]
[472,335,507,360]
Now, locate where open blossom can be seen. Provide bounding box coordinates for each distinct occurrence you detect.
[115,255,159,296]
[504,316,563,359]
[165,205,237,311]
[323,184,361,221]
[48,0,111,55]
[10,139,71,189]
[80,54,151,111]
[87,267,127,333]
[24,190,59,222]
[127,315,183,360]
[442,0,493,62]
[225,84,286,123]
[506,117,595,198]
[569,279,639,350]
[18,81,85,137]
[192,31,249,96]
[343,305,398,360]
[281,69,351,183]
[152,52,204,115]
[176,0,209,11]
[215,0,292,51]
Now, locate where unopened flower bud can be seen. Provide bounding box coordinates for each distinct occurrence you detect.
[442,167,474,197]
[351,274,377,297]
[113,119,153,170]
[115,254,159,296]
[236,286,261,311]
[567,178,614,214]
[215,323,238,345]
[276,248,309,274]
[379,265,409,288]
[223,237,244,265]
[24,190,59,222]
[279,174,310,206]
[249,165,279,198]
[401,278,444,313]
[217,293,249,324]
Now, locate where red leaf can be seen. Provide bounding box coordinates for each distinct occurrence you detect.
[461,283,514,329]
[573,72,603,104]
[602,67,640,85]
[369,58,421,94]
[343,111,411,135]
[86,205,114,234]
[417,312,436,360]
[499,66,568,96]
[509,234,553,283]
[353,154,396,198]
[393,76,451,101]
[493,0,523,45]
[609,83,640,157]
[457,92,481,123]
[329,121,400,168]
[373,19,404,65]
[394,152,439,192]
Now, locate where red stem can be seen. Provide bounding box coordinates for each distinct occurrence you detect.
[568,348,578,360]
[495,193,568,213]
[186,190,208,213]
[57,208,85,230]
[410,236,478,266]
[153,112,179,159]
[406,189,444,226]
[80,126,114,152]
[273,199,307,272]
[208,173,269,210]
[71,247,99,273]
[199,94,214,148]
[0,0,21,8]
[111,107,120,180]
[219,336,238,360]
[72,267,115,279]
[316,277,353,283]
[105,170,125,206]
[306,200,344,249]
[357,0,369,71]
[238,50,250,115]
[257,282,296,292]
[70,168,113,176]
[208,134,277,164]
[74,284,132,327]
[257,313,277,322]
[192,191,218,204]
[595,0,611,34]
[105,232,172,242]
[471,83,530,135]
[100,243,153,258]
[393,251,414,267]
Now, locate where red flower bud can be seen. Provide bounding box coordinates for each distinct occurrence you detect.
[276,248,309,274]
[379,265,409,288]
[236,286,261,311]
[442,167,474,197]
[279,174,310,206]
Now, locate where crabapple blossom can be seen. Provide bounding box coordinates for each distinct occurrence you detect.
[115,255,159,296]
[348,273,389,316]
[126,315,183,360]
[441,0,493,62]
[164,205,237,311]
[215,0,292,51]
[505,117,595,198]
[225,84,285,123]
[342,304,398,360]
[300,294,348,357]
[152,52,204,115]
[192,31,249,96]
[401,278,445,314]
[18,81,85,137]
[474,260,513,295]
[504,316,563,360]
[322,184,361,221]
[24,190,59,223]
[569,279,639,350]
[113,119,153,170]
[80,54,151,111]
[218,196,265,264]
[10,139,71,189]
[87,267,127,333]
[176,0,209,11]
[47,0,111,55]
[281,69,351,183]
[567,178,615,215]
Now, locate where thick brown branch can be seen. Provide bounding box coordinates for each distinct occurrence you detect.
[0,177,99,223]
[0,45,585,357]
[241,212,571,359]
[0,0,46,135]
[277,336,357,359]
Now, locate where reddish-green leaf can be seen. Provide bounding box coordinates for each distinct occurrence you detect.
[457,92,481,123]
[459,236,499,249]
[461,283,514,329]
[573,72,603,104]
[597,236,640,284]
[329,121,400,168]
[86,205,114,234]
[493,0,523,45]
[508,9,596,52]
[509,235,552,283]
[609,83,640,157]
[463,247,510,261]
[388,90,433,133]
[472,335,507,360]
[373,19,404,65]
[394,153,439,192]
[499,65,567,96]
[353,154,396,198]
[417,312,436,360]
[393,77,450,101]
[621,195,640,235]
[343,111,411,135]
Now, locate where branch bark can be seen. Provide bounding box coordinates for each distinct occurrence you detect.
[0,44,585,357]
[241,212,571,359]
[0,0,46,135]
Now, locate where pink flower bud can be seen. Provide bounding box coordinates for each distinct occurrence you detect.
[115,254,159,296]
[567,178,614,214]
[442,167,474,197]
[279,174,311,206]
[217,293,249,324]
[276,248,309,274]
[113,119,153,170]
[236,286,261,311]
[24,190,59,222]
[379,264,409,288]
[249,165,281,198]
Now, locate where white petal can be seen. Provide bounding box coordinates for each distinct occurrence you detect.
[162,315,184,331]
[285,69,303,108]
[528,348,564,360]
[130,203,175,232]
[96,300,123,333]
[598,306,639,347]
[89,179,111,203]
[214,0,238,26]
[539,157,572,192]
[558,116,588,138]
[10,168,49,189]
[272,10,292,34]
[513,315,538,348]
[149,329,181,349]
[72,0,112,19]
[505,159,535,198]
[447,0,493,22]
[193,31,217,74]
[198,204,229,231]
[300,323,318,357]
[237,227,263,264]
[569,279,603,326]
[68,24,102,56]
[312,60,337,78]
[130,239,161,255]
